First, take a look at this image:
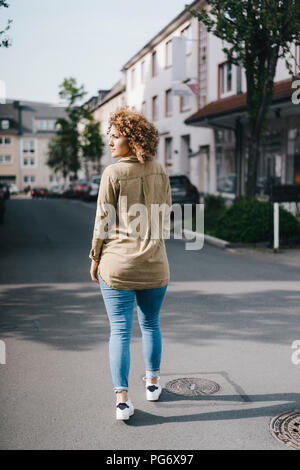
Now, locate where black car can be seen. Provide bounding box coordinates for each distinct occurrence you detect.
[0,184,6,223]
[0,181,10,200]
[169,175,199,206]
[31,187,48,198]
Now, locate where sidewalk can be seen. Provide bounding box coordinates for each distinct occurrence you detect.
[225,245,300,268]
[180,216,300,268]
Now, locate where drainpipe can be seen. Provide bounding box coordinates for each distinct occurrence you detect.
[197,20,201,110]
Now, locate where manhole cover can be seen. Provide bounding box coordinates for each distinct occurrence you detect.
[270,410,300,450]
[165,377,220,397]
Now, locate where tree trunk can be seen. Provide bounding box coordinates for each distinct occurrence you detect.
[244,45,279,199]
[246,131,260,198]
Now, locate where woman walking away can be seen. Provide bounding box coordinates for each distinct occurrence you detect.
[89,107,172,421]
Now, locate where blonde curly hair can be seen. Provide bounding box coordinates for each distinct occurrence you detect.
[107,106,159,164]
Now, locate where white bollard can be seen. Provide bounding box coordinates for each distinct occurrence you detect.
[273,202,279,251]
[0,340,6,364]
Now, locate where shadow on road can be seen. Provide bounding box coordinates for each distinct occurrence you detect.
[122,392,300,427]
[0,283,300,349]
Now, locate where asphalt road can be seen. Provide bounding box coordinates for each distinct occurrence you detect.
[0,196,300,450]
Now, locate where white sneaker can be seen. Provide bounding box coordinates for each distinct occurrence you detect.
[143,377,162,401]
[116,399,134,420]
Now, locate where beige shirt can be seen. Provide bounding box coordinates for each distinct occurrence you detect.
[89,156,172,290]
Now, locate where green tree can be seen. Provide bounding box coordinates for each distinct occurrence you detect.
[81,117,104,180]
[0,0,12,48]
[189,0,300,198]
[47,118,75,180]
[47,77,104,181]
[56,77,87,179]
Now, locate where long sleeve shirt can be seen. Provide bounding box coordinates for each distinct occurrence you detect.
[89,156,172,290]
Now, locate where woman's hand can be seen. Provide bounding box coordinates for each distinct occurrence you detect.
[90,259,100,283]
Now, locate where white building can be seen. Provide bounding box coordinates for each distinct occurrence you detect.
[91,81,126,171]
[121,0,214,196]
[90,0,300,203]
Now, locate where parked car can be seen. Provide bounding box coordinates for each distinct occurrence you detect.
[48,185,60,198]
[0,181,10,199]
[62,182,76,198]
[83,175,101,201]
[217,173,237,193]
[73,179,88,198]
[169,175,200,206]
[31,187,48,198]
[9,183,19,195]
[0,184,6,223]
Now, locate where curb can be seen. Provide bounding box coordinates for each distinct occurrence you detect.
[182,229,230,249]
[204,233,230,249]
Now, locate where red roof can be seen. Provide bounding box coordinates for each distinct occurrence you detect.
[185,79,294,124]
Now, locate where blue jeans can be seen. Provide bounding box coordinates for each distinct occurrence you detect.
[98,274,168,393]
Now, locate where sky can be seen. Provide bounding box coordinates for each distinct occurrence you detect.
[0,0,192,104]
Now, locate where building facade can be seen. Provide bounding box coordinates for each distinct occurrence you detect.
[0,100,68,191]
[185,27,300,203]
[121,0,214,195]
[88,0,300,210]
[0,101,21,188]
[91,81,126,171]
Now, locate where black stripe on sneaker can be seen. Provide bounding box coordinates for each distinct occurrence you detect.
[116,403,129,410]
[147,385,158,392]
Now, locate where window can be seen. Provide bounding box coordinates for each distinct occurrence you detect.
[219,62,233,96]
[181,25,192,54]
[166,40,172,68]
[0,136,11,145]
[141,61,145,83]
[215,129,236,194]
[152,51,158,77]
[297,45,300,72]
[22,139,35,154]
[165,137,173,167]
[23,175,35,183]
[36,120,56,131]
[152,96,159,121]
[165,89,173,117]
[23,156,35,166]
[1,120,9,130]
[131,68,135,89]
[180,93,191,112]
[0,154,11,164]
[287,128,300,184]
